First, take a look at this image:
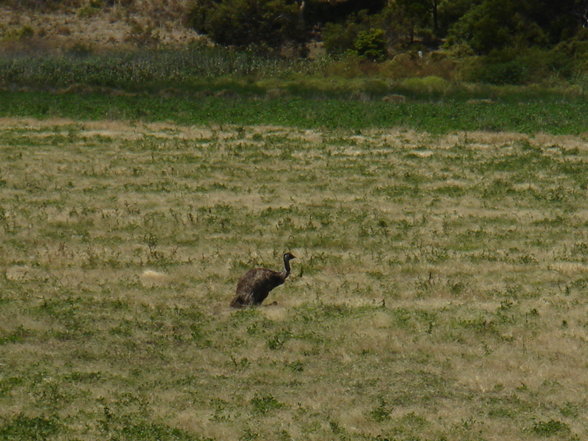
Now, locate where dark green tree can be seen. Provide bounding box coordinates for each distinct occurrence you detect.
[390,0,432,44]
[353,28,388,61]
[321,10,378,56]
[436,0,482,38]
[302,0,387,25]
[523,0,588,42]
[447,0,546,53]
[188,0,303,49]
[446,0,587,54]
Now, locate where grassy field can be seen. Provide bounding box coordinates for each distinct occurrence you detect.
[0,117,587,441]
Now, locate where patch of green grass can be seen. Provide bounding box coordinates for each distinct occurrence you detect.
[532,419,571,437]
[1,90,587,134]
[0,414,60,441]
[250,394,285,415]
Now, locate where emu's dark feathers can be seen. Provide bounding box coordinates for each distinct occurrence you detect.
[230,253,296,308]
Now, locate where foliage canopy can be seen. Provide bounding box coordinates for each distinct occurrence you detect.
[188,0,588,56]
[188,0,304,49]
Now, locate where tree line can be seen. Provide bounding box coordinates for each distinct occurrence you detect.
[188,0,588,56]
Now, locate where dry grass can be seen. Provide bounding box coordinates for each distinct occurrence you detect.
[0,1,199,50]
[0,118,587,440]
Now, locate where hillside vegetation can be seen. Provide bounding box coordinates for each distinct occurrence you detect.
[0,0,587,92]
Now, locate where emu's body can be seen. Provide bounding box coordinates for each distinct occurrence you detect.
[230,253,295,308]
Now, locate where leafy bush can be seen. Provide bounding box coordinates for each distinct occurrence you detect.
[473,58,531,85]
[552,29,588,78]
[353,28,387,61]
[460,42,588,85]
[187,0,304,50]
[446,0,548,55]
[322,10,390,57]
[322,17,363,56]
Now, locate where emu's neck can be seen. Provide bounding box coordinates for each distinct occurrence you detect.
[282,256,291,278]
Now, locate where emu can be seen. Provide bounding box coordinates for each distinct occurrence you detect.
[230,253,296,308]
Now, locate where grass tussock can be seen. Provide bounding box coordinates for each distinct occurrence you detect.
[0,118,587,440]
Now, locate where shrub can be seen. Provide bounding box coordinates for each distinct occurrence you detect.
[446,0,548,55]
[400,75,452,95]
[187,0,303,50]
[322,20,361,56]
[353,28,387,61]
[459,44,587,85]
[322,10,389,57]
[459,48,530,85]
[477,59,530,85]
[552,30,588,78]
[381,52,457,80]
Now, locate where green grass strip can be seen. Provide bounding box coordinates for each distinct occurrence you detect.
[1,90,586,134]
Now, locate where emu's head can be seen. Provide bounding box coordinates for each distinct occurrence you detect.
[283,252,296,261]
